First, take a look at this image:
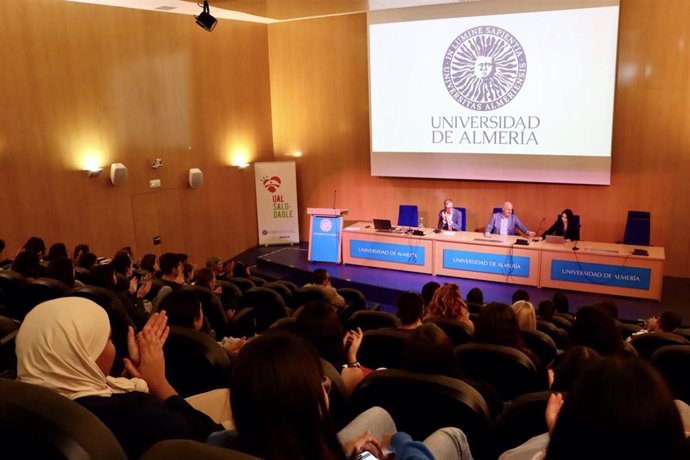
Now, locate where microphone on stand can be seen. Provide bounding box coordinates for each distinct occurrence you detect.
[533,217,546,241]
[332,190,337,210]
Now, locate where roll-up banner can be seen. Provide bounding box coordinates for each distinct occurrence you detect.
[254,161,300,245]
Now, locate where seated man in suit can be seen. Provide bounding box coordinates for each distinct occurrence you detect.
[437,199,463,231]
[484,201,535,237]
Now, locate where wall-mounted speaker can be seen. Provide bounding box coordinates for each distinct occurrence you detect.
[110,163,127,186]
[188,168,203,189]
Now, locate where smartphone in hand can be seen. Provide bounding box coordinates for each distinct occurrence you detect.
[355,452,378,460]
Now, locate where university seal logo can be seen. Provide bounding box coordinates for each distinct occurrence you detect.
[442,26,527,111]
[319,219,333,232]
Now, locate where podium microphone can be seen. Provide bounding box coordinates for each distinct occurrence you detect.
[332,190,337,210]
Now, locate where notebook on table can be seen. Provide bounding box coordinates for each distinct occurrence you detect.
[373,219,394,232]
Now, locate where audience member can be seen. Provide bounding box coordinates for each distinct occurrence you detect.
[206,256,223,276]
[537,300,557,322]
[21,236,46,258]
[15,298,221,459]
[473,302,540,368]
[630,309,683,339]
[89,264,151,329]
[209,331,472,460]
[545,358,689,460]
[466,287,484,313]
[295,300,364,393]
[46,242,69,261]
[139,254,158,273]
[45,257,79,288]
[594,299,618,319]
[11,251,42,280]
[512,300,537,331]
[421,281,441,308]
[424,283,474,333]
[401,322,460,378]
[512,289,530,303]
[182,262,194,284]
[395,291,424,330]
[72,243,90,265]
[303,268,345,308]
[230,260,251,278]
[567,305,625,356]
[76,251,98,270]
[552,292,570,316]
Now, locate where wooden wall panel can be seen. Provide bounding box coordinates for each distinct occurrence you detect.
[0,0,272,265]
[268,0,690,277]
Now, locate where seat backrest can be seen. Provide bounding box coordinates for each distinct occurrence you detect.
[163,326,232,397]
[454,207,467,231]
[230,307,256,338]
[263,281,294,308]
[493,207,502,214]
[397,204,419,227]
[242,287,289,333]
[0,315,20,377]
[0,270,28,320]
[618,321,643,339]
[630,332,690,360]
[424,317,473,347]
[294,287,329,307]
[269,316,298,333]
[550,315,572,331]
[226,277,256,293]
[321,358,350,430]
[337,287,367,323]
[651,345,690,404]
[455,343,546,402]
[350,369,492,459]
[346,310,401,332]
[248,276,266,287]
[0,378,127,460]
[275,280,299,295]
[358,328,411,370]
[521,329,557,368]
[536,320,566,350]
[623,210,651,246]
[140,439,261,460]
[23,278,73,316]
[495,391,553,453]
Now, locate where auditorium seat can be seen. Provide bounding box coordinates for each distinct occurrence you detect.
[424,317,473,347]
[630,331,690,360]
[0,378,128,460]
[651,345,690,404]
[163,326,232,398]
[230,307,256,338]
[274,279,299,296]
[140,440,261,460]
[455,343,546,402]
[0,315,20,377]
[623,210,651,246]
[550,315,572,331]
[215,279,243,312]
[241,287,289,333]
[226,277,256,293]
[321,358,351,429]
[248,276,267,287]
[494,391,553,454]
[521,329,558,367]
[0,270,28,320]
[74,266,93,285]
[358,328,411,370]
[263,281,295,309]
[351,369,493,460]
[23,277,73,317]
[337,287,367,323]
[617,320,643,339]
[397,204,419,227]
[536,320,567,350]
[294,287,330,307]
[346,310,401,331]
[269,316,298,333]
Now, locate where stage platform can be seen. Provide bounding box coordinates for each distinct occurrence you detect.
[240,243,690,323]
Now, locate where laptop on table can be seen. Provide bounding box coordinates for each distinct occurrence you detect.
[373,219,394,232]
[545,234,566,244]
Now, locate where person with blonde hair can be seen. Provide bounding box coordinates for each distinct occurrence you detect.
[424,283,474,333]
[513,300,537,330]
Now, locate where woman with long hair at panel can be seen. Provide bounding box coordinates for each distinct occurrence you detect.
[542,209,579,242]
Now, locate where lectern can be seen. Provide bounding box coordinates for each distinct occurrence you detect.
[307,208,349,263]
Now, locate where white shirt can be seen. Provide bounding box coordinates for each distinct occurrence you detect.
[500,216,510,235]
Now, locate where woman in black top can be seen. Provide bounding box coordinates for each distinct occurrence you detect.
[543,208,579,241]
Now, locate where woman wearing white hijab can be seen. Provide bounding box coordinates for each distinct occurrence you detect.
[16,297,220,459]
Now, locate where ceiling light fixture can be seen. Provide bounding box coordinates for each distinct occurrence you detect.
[195,1,217,32]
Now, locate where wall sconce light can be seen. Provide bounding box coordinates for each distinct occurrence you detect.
[110,163,128,186]
[86,167,103,178]
[189,168,204,188]
[292,151,303,158]
[234,162,250,170]
[195,0,217,31]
